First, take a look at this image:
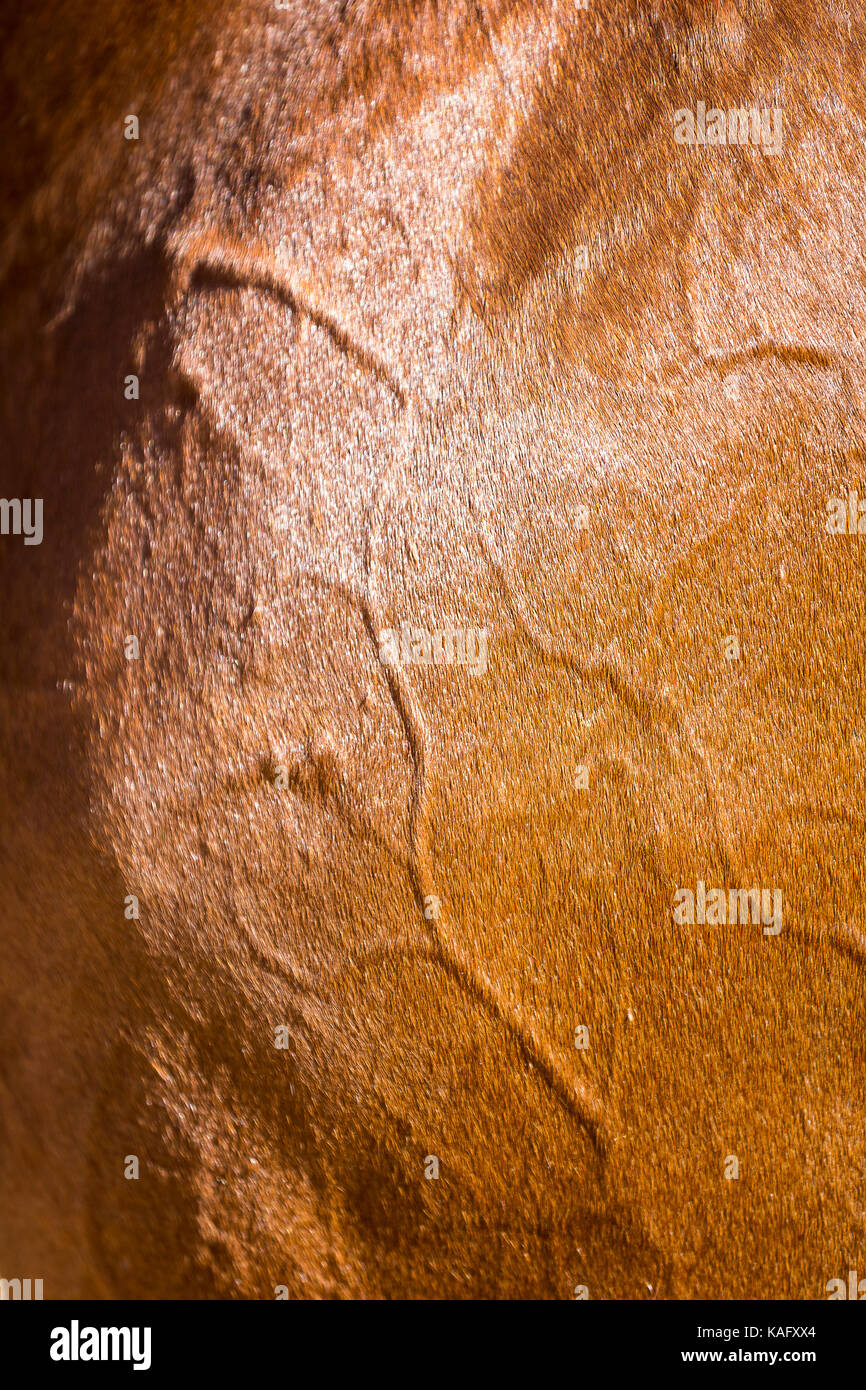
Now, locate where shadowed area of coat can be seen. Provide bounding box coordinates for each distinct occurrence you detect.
[0,0,864,1298]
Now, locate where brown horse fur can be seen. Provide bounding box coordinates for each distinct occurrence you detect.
[0,0,864,1299]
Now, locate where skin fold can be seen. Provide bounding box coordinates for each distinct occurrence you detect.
[0,0,864,1299]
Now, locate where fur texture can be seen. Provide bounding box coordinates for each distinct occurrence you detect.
[0,0,864,1298]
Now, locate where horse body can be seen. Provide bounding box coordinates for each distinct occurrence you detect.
[1,0,864,1298]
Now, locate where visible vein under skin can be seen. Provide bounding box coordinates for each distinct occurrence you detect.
[168,227,409,408]
[360,413,612,1157]
[227,419,613,1152]
[474,521,740,885]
